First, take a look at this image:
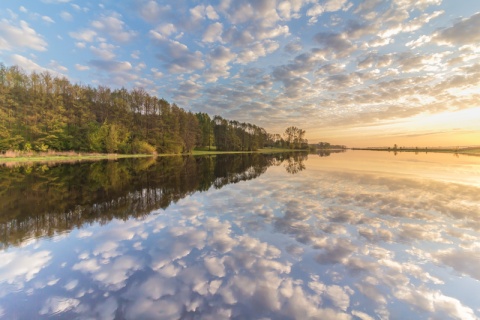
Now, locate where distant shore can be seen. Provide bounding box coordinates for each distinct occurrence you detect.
[0,148,305,165]
[351,147,480,156]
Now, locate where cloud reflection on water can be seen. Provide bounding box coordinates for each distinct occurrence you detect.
[0,152,479,319]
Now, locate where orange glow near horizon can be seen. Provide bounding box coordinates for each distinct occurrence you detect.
[307,107,480,148]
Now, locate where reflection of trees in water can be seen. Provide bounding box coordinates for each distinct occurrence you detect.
[284,153,308,174]
[317,149,346,157]
[0,153,301,248]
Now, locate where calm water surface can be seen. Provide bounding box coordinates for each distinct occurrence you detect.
[0,151,479,319]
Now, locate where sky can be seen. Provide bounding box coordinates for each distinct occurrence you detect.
[0,0,479,147]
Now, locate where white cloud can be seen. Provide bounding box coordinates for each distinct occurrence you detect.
[39,296,80,316]
[220,0,281,27]
[89,59,133,72]
[394,286,477,320]
[314,32,356,59]
[49,60,68,72]
[354,0,383,15]
[75,64,90,71]
[150,31,205,73]
[90,42,117,60]
[277,0,308,20]
[394,0,442,11]
[19,6,27,13]
[285,40,303,53]
[42,15,55,24]
[69,29,97,42]
[309,281,352,311]
[203,22,223,43]
[204,45,236,82]
[307,0,351,24]
[433,249,480,280]
[0,20,47,51]
[138,1,171,23]
[204,256,226,277]
[190,5,207,23]
[0,249,51,284]
[432,12,480,46]
[131,50,140,59]
[6,54,59,75]
[91,13,137,42]
[403,10,444,32]
[155,23,176,37]
[60,11,73,21]
[406,35,432,49]
[150,68,163,78]
[206,5,219,20]
[255,24,290,40]
[237,40,280,64]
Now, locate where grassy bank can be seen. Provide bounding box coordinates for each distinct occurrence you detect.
[0,148,305,164]
[0,151,153,164]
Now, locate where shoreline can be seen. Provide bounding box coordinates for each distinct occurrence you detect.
[351,147,480,156]
[0,148,306,165]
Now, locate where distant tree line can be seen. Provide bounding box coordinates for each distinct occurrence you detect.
[316,142,347,149]
[0,64,308,154]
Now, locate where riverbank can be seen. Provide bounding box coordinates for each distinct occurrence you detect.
[351,147,480,156]
[0,152,153,164]
[0,148,305,164]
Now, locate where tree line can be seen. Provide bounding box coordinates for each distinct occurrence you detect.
[0,64,308,154]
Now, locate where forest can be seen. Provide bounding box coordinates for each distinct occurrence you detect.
[0,64,308,154]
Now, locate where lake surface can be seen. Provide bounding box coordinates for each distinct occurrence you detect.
[0,151,479,319]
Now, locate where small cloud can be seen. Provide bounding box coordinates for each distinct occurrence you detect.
[190,5,207,23]
[90,42,117,60]
[307,0,351,24]
[151,68,163,78]
[206,5,219,20]
[69,29,97,42]
[49,60,68,72]
[284,40,302,54]
[237,40,280,64]
[138,1,171,23]
[406,35,432,49]
[154,23,176,37]
[19,6,27,13]
[314,32,356,59]
[60,11,73,21]
[203,22,223,43]
[89,59,133,72]
[42,16,55,24]
[131,50,140,59]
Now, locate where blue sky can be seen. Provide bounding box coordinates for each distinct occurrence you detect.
[1,0,479,146]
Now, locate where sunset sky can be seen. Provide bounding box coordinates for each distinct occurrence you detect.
[1,0,479,147]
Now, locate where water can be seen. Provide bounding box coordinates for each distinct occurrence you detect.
[0,151,479,319]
